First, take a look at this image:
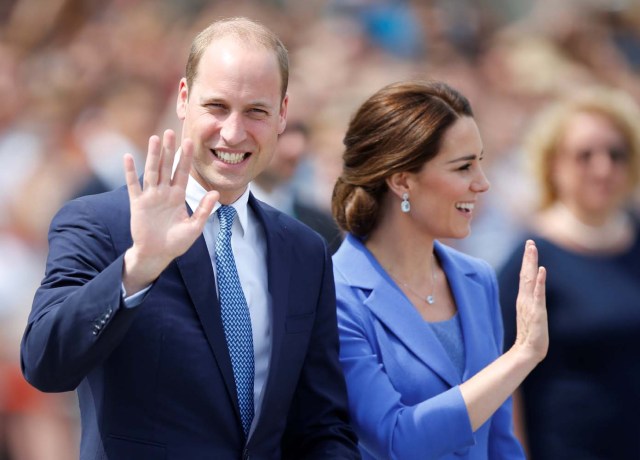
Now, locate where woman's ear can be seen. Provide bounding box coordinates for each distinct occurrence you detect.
[386,171,411,199]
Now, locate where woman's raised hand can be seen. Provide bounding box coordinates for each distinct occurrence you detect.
[513,240,548,362]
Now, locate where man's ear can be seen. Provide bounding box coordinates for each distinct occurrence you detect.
[278,94,289,135]
[176,78,189,120]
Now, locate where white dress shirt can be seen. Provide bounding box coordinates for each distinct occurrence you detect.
[185,177,271,435]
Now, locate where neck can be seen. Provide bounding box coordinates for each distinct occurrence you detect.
[366,218,436,282]
[541,202,633,252]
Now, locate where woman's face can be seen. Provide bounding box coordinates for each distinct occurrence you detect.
[552,111,632,221]
[406,116,490,240]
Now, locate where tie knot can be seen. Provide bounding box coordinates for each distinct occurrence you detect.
[217,205,237,234]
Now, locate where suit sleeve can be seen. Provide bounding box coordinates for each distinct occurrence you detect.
[21,198,141,392]
[335,270,474,460]
[281,242,360,459]
[485,262,526,459]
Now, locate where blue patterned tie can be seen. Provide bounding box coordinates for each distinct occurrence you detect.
[215,205,255,437]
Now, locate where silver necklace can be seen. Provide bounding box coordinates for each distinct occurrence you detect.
[389,254,437,305]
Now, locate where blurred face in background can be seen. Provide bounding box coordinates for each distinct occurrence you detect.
[552,111,632,222]
[260,127,307,187]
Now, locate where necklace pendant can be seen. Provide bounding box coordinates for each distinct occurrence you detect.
[426,295,435,305]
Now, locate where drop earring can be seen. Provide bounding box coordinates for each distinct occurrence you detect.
[401,193,410,213]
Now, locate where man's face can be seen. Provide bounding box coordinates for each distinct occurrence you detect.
[176,36,288,204]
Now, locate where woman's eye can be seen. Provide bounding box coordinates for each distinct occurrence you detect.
[577,150,592,163]
[609,147,629,163]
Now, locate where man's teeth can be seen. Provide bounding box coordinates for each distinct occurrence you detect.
[456,203,474,212]
[215,150,245,164]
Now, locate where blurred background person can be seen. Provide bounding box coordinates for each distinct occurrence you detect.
[251,121,343,253]
[498,86,640,459]
[71,77,165,198]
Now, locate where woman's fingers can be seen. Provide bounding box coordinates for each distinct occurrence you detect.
[534,266,547,308]
[514,241,548,361]
[519,240,538,301]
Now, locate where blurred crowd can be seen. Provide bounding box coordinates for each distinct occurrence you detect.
[1,0,640,458]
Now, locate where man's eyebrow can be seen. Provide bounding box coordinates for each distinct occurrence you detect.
[248,101,273,110]
[200,97,274,110]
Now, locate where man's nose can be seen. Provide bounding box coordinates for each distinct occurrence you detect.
[220,112,247,145]
[591,149,616,177]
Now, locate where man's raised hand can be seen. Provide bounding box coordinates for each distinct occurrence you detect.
[123,129,218,295]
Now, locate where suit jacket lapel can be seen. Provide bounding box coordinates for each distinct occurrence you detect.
[246,195,291,423]
[175,207,241,421]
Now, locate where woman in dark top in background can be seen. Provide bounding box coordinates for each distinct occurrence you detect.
[498,86,640,459]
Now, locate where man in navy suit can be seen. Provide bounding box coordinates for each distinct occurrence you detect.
[21,17,359,460]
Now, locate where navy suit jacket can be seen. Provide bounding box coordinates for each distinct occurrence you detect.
[333,234,523,460]
[21,184,359,460]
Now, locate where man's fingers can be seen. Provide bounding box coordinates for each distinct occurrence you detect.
[124,154,141,199]
[159,129,177,186]
[173,138,194,190]
[191,191,219,228]
[143,135,161,188]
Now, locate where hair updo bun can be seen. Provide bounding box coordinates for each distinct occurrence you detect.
[332,178,381,238]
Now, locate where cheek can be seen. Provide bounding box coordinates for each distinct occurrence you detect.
[253,123,280,148]
[552,166,580,194]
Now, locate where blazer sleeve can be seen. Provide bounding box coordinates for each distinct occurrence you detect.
[21,197,141,392]
[335,272,474,460]
[281,242,360,459]
[485,262,526,459]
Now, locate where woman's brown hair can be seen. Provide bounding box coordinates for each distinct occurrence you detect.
[332,80,473,238]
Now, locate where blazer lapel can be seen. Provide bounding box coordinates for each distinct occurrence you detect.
[366,286,462,387]
[339,236,461,387]
[175,210,241,421]
[435,241,495,379]
[249,195,291,396]
[246,196,292,423]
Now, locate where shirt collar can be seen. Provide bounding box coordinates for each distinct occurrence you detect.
[185,175,251,236]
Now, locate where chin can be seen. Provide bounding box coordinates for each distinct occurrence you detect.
[454,227,472,239]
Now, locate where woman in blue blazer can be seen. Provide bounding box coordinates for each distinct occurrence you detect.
[331,80,548,459]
